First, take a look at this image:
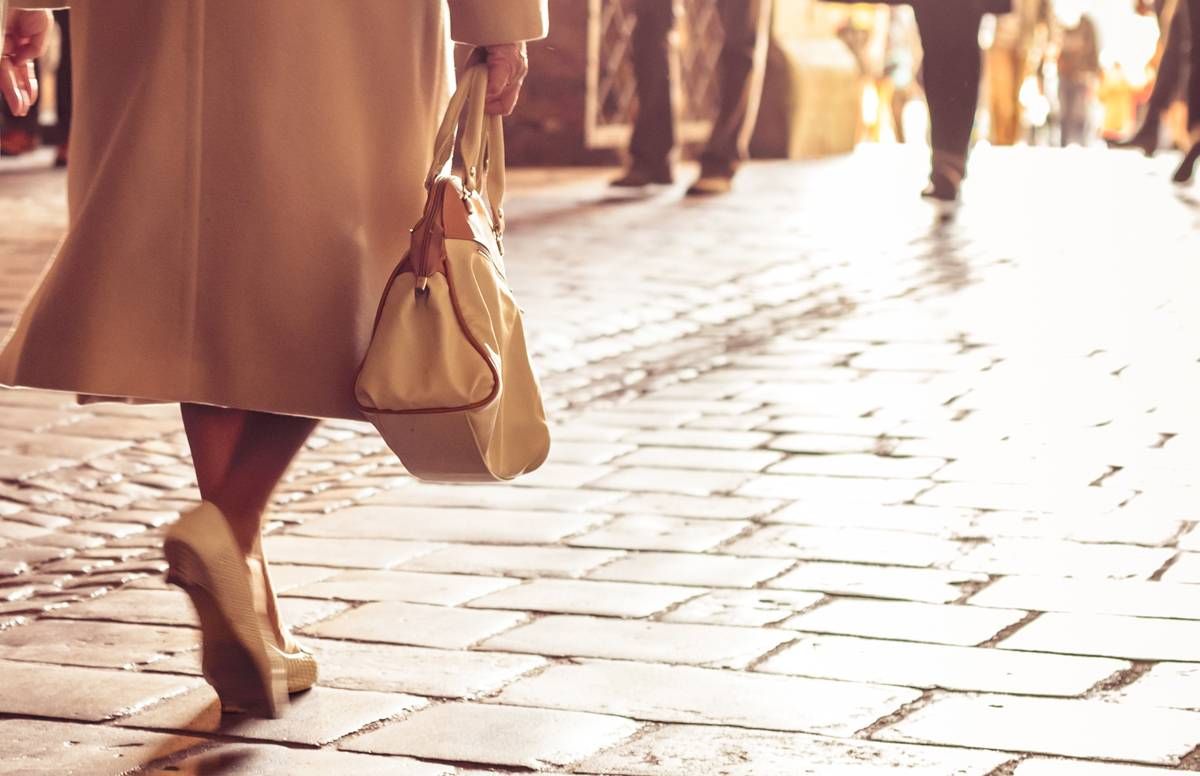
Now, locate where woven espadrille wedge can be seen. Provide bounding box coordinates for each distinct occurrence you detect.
[163,501,287,718]
[250,537,318,694]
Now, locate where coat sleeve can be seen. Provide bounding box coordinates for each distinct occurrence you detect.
[449,0,548,46]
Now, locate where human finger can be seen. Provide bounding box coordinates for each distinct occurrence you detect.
[0,58,29,116]
[15,59,36,106]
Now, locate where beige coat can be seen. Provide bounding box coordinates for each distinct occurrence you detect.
[0,0,547,420]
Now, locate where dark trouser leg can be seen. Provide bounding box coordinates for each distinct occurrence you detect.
[699,0,772,178]
[1187,0,1200,133]
[53,10,71,146]
[1,58,41,154]
[913,0,984,188]
[1059,79,1089,146]
[1174,0,1200,181]
[628,0,678,176]
[1147,1,1188,117]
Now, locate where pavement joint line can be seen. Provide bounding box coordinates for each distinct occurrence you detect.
[982,756,1026,776]
[974,610,1042,649]
[645,588,712,622]
[1174,742,1200,770]
[743,634,805,673]
[951,574,998,605]
[1082,660,1154,698]
[1149,550,1185,581]
[751,557,806,589]
[853,688,937,740]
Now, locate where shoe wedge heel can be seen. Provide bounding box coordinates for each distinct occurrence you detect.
[163,504,287,718]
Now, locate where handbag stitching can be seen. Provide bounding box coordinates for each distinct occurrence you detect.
[354,176,501,416]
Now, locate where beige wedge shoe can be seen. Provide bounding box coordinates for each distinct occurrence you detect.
[163,501,287,718]
[249,537,319,694]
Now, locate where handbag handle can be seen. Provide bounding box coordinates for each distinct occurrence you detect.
[425,59,506,234]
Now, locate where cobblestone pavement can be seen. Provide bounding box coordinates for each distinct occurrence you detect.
[1,144,1200,774]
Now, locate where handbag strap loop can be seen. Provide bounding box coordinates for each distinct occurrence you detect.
[425,57,506,234]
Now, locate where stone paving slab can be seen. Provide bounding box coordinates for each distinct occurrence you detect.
[292,506,607,544]
[284,568,520,605]
[0,718,206,776]
[967,575,1200,619]
[874,693,1200,764]
[148,744,454,776]
[479,614,794,669]
[344,703,641,770]
[1013,759,1177,776]
[464,578,700,618]
[493,658,919,735]
[0,617,197,668]
[658,588,824,626]
[578,723,1012,776]
[564,514,750,552]
[1103,661,1200,709]
[118,684,426,746]
[300,600,528,649]
[0,659,201,721]
[998,612,1200,662]
[783,598,1027,646]
[767,561,986,603]
[756,634,1127,696]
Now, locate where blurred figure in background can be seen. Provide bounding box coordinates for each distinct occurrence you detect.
[1173,0,1200,181]
[50,9,68,167]
[881,6,921,144]
[988,0,1053,146]
[911,0,1014,200]
[1055,2,1101,146]
[1110,0,1189,156]
[612,0,773,196]
[825,0,1013,202]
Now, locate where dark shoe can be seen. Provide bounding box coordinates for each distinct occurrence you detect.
[610,167,674,187]
[921,175,959,203]
[686,173,733,196]
[53,142,68,168]
[1173,141,1200,184]
[0,128,39,157]
[1107,121,1159,157]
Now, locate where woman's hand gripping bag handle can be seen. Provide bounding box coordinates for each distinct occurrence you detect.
[354,62,550,482]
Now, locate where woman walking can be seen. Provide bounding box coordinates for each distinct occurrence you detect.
[0,0,546,718]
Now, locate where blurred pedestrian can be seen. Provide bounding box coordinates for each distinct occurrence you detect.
[825,0,1012,202]
[1172,0,1200,181]
[0,0,546,719]
[987,0,1053,146]
[611,0,773,196]
[50,8,67,167]
[1055,5,1101,147]
[1110,0,1188,156]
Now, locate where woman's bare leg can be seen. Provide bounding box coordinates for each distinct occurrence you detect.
[180,403,248,500]
[180,403,318,553]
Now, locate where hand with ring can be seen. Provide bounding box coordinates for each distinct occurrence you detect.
[2,9,53,117]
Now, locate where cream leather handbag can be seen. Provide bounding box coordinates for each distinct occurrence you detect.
[355,64,550,482]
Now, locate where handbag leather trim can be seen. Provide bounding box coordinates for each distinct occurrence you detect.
[354,194,501,416]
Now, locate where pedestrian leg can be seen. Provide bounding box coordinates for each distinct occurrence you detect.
[689,0,772,195]
[913,0,985,200]
[615,0,679,185]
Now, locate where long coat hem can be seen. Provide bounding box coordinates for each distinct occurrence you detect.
[0,380,362,422]
[0,0,547,423]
